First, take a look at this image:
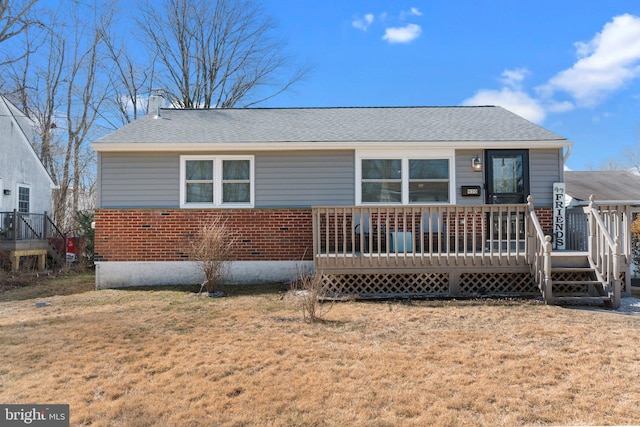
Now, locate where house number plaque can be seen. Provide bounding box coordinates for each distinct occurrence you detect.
[461,186,481,197]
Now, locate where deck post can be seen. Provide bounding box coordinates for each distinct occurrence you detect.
[543,235,553,304]
[43,211,49,240]
[612,238,621,310]
[587,196,596,263]
[449,270,460,296]
[12,209,17,242]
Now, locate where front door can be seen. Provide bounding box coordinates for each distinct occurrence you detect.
[485,150,529,242]
[485,150,529,204]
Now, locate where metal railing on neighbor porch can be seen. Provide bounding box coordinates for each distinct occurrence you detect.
[0,210,66,256]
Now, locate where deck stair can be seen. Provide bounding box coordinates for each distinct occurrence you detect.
[550,252,612,306]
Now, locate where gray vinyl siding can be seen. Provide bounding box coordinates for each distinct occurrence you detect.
[99,153,180,208]
[255,150,354,207]
[454,148,562,207]
[98,148,561,209]
[529,148,563,207]
[455,150,485,206]
[98,150,355,208]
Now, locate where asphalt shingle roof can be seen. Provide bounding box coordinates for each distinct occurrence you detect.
[95,106,566,144]
[565,170,640,202]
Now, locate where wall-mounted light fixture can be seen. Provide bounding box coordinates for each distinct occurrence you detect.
[471,155,483,171]
[3,189,10,195]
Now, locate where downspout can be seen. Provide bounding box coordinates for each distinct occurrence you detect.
[563,142,573,165]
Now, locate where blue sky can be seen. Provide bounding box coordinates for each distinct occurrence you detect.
[259,1,640,171]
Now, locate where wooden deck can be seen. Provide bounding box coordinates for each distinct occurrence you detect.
[312,199,631,307]
[0,211,66,271]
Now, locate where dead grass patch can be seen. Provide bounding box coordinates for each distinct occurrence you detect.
[1,275,639,426]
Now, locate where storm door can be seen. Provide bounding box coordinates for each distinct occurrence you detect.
[485,150,529,204]
[485,150,529,242]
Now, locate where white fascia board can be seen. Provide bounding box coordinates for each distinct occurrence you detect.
[91,139,570,153]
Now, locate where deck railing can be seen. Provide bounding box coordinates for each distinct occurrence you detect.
[526,197,552,303]
[312,203,533,270]
[0,210,66,256]
[588,197,622,308]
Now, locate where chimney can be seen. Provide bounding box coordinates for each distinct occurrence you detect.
[148,89,166,119]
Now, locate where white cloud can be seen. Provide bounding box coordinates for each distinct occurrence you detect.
[352,13,374,31]
[462,86,546,124]
[538,14,640,107]
[400,7,422,19]
[382,23,422,44]
[463,14,640,122]
[500,68,528,88]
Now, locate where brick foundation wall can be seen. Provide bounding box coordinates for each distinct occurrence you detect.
[95,209,313,262]
[535,207,553,235]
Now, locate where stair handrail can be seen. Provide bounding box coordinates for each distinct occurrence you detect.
[526,196,553,304]
[588,195,621,309]
[45,213,67,264]
[18,211,43,240]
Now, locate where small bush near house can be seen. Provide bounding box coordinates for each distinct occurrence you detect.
[189,217,236,294]
[73,210,95,266]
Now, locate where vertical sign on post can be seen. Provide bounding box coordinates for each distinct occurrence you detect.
[553,182,566,250]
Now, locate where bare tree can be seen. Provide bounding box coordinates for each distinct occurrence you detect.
[57,6,110,227]
[2,1,110,229]
[137,0,307,109]
[622,146,640,175]
[0,0,39,64]
[102,22,157,125]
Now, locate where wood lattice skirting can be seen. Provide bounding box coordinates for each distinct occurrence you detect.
[320,271,538,298]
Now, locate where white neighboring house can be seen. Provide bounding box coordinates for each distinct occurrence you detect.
[0,95,59,271]
[0,95,55,214]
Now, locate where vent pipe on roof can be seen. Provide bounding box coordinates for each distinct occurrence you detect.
[148,89,166,120]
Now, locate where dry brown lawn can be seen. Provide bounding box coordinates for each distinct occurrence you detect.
[1,273,640,426]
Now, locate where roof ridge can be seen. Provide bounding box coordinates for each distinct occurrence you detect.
[159,105,499,111]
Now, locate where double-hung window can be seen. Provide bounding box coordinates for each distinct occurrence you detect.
[361,159,402,203]
[357,151,454,205]
[180,156,254,207]
[18,185,30,213]
[408,159,449,202]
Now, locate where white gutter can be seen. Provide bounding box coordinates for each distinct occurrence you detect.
[92,139,571,153]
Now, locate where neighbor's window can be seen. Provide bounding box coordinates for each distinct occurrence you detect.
[409,159,450,202]
[358,155,452,205]
[181,156,254,207]
[18,186,30,213]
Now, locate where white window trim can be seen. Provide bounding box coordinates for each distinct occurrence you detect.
[355,149,456,205]
[179,155,255,208]
[17,183,31,213]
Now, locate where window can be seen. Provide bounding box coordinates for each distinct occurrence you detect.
[222,160,251,203]
[18,185,30,213]
[185,160,214,203]
[357,152,454,205]
[409,159,449,202]
[180,156,254,207]
[362,159,402,203]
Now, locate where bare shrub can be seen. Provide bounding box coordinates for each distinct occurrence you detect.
[189,218,236,294]
[290,272,333,323]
